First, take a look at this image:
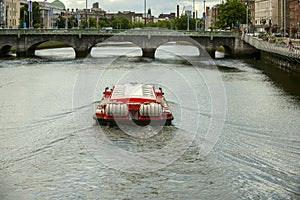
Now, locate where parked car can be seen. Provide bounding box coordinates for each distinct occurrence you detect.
[273,32,289,37]
[100,27,113,33]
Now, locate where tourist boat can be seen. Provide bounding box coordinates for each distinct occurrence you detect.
[94,83,174,126]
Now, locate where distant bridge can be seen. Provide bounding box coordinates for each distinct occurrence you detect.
[0,29,257,59]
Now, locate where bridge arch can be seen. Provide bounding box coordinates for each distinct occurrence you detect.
[91,41,142,58]
[0,45,13,57]
[214,45,233,58]
[220,45,232,57]
[108,34,208,59]
[26,40,74,58]
[151,36,207,59]
[155,37,210,58]
[12,34,101,58]
[156,41,200,58]
[27,41,47,57]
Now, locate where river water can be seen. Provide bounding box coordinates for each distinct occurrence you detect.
[0,43,299,199]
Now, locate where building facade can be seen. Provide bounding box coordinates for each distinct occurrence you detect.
[2,0,21,28]
[39,0,65,29]
[206,5,220,30]
[0,0,4,27]
[254,0,299,34]
[287,0,300,28]
[157,13,176,21]
[255,0,281,27]
[106,11,145,24]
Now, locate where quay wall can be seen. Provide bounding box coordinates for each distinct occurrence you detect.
[242,34,300,75]
[260,51,300,75]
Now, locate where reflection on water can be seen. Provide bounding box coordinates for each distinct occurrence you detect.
[0,46,299,199]
[246,59,300,98]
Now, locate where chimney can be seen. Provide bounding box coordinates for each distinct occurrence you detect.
[177,5,179,18]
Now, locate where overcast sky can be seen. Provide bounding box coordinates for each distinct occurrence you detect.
[57,0,221,17]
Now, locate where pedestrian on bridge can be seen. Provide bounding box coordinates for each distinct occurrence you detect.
[289,41,294,52]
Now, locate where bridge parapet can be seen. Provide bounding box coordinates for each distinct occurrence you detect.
[0,28,240,38]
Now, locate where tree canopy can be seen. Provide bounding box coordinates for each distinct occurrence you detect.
[215,0,247,29]
[173,15,200,30]
[109,17,131,29]
[20,2,41,28]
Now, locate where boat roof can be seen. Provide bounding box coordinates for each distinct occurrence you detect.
[111,83,156,100]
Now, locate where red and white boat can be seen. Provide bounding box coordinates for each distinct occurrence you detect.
[94,83,174,126]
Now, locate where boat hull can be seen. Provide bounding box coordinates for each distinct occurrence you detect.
[94,84,174,126]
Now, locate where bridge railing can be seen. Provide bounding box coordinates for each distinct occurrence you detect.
[0,28,240,38]
[0,28,126,35]
[180,30,239,37]
[121,29,239,37]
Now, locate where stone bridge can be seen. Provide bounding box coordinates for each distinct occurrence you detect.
[0,29,257,59]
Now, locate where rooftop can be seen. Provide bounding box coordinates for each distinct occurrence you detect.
[52,0,65,10]
[111,84,156,100]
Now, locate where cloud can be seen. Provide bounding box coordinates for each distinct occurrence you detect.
[63,0,85,9]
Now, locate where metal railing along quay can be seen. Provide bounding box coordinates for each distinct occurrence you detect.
[242,33,300,59]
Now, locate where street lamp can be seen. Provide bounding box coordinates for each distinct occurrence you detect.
[203,0,206,30]
[193,0,195,19]
[28,1,31,29]
[298,0,300,37]
[144,0,147,26]
[186,10,191,31]
[86,0,89,28]
[0,1,3,28]
[283,0,286,37]
[246,0,248,33]
[23,10,26,28]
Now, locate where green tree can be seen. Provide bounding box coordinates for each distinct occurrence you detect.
[109,17,131,29]
[98,19,107,28]
[174,15,186,30]
[32,2,41,25]
[68,15,78,28]
[131,22,144,28]
[56,15,65,28]
[174,15,196,30]
[215,0,247,29]
[20,7,27,28]
[156,20,172,29]
[81,20,87,28]
[147,21,157,27]
[20,2,41,28]
[89,17,97,28]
